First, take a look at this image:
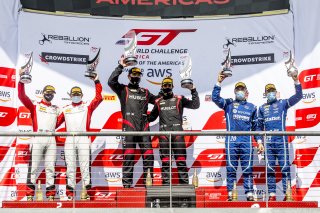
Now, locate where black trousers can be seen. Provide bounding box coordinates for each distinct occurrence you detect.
[159,135,189,185]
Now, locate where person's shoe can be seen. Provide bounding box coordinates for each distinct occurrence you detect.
[246,192,254,201]
[47,196,54,201]
[247,196,254,201]
[67,196,74,201]
[268,195,276,201]
[123,185,131,188]
[180,198,189,208]
[227,196,233,201]
[27,196,33,201]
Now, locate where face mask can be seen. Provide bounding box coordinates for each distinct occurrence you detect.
[267,92,277,102]
[235,91,246,101]
[71,96,82,104]
[130,77,141,85]
[162,88,173,95]
[43,94,54,102]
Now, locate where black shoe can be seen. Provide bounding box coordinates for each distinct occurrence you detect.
[227,196,232,201]
[124,185,131,188]
[247,196,254,201]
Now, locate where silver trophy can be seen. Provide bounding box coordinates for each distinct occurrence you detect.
[123,30,138,66]
[221,48,232,77]
[20,52,33,84]
[179,54,193,89]
[285,51,298,77]
[85,48,100,78]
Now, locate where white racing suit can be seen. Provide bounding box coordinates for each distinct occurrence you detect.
[56,81,102,197]
[18,82,59,197]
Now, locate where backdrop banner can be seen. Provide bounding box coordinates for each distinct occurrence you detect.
[0,8,318,204]
[20,0,290,17]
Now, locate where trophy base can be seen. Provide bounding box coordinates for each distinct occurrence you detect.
[124,56,138,66]
[181,79,193,89]
[287,68,298,78]
[20,75,32,84]
[84,71,97,78]
[221,70,232,77]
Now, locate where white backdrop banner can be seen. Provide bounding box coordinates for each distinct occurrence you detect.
[1,9,316,203]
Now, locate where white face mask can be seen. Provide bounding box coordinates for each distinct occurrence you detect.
[235,91,246,101]
[71,96,82,103]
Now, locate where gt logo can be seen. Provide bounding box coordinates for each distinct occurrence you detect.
[117,29,197,46]
[95,192,112,198]
[207,154,224,160]
[109,154,123,160]
[0,112,8,117]
[19,112,31,119]
[304,74,317,82]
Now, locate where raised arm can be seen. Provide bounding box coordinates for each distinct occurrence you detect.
[212,83,232,109]
[285,81,302,109]
[18,82,35,112]
[181,88,200,109]
[88,77,103,112]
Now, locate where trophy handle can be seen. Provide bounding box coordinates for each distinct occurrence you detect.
[87,48,100,65]
[21,52,33,72]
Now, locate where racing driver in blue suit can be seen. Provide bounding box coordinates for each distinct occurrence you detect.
[257,74,302,201]
[212,71,263,201]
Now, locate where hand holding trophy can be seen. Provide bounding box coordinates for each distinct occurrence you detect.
[221,48,232,77]
[284,50,298,78]
[123,30,138,66]
[19,52,33,84]
[85,48,100,79]
[179,54,193,90]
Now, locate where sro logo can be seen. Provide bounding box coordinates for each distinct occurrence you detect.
[117,29,197,46]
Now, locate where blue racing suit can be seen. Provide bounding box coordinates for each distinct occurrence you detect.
[257,83,302,194]
[212,84,260,194]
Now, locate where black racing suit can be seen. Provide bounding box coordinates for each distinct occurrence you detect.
[108,65,159,187]
[148,89,200,184]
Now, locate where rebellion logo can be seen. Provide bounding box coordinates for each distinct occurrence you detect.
[39,33,90,46]
[98,0,230,6]
[116,29,197,46]
[225,35,275,46]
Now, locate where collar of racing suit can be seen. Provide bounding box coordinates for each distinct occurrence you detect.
[235,99,247,104]
[128,83,139,89]
[163,93,174,100]
[267,98,277,104]
[40,99,52,106]
[71,101,83,107]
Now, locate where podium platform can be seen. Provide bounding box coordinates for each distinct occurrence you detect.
[2,187,318,208]
[203,201,318,208]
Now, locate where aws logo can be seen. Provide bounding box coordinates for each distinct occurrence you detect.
[35,89,43,99]
[145,68,172,85]
[206,172,223,183]
[104,172,121,182]
[302,92,316,104]
[0,90,12,102]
